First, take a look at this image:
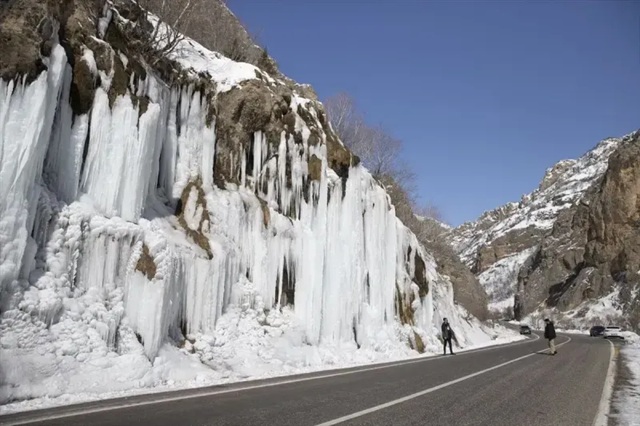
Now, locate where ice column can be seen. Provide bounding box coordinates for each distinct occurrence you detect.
[0,44,68,294]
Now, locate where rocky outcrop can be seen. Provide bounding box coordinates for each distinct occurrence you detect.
[418,218,489,320]
[472,227,544,274]
[451,132,640,330]
[0,0,50,81]
[514,132,640,329]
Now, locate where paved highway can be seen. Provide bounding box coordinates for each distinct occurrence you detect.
[1,333,614,426]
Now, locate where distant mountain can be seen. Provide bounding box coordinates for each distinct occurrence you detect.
[449,131,640,330]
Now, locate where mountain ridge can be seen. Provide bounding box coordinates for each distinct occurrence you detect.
[450,130,640,330]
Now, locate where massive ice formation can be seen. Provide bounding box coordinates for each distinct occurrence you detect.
[0,5,500,407]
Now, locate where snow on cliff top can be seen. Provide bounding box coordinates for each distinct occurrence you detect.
[170,38,264,91]
[142,13,271,93]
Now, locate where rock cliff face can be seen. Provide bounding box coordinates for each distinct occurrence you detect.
[451,132,640,330]
[0,0,502,406]
[414,217,489,320]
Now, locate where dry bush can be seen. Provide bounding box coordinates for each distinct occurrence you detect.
[136,0,194,62]
[140,0,277,73]
[325,93,404,180]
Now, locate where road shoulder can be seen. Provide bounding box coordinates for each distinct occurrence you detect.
[609,338,640,426]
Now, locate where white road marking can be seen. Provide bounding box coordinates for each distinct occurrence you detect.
[593,339,616,426]
[1,334,540,426]
[316,336,573,426]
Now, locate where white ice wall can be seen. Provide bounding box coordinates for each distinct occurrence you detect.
[0,45,68,299]
[1,38,441,364]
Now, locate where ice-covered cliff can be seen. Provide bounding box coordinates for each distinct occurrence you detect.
[0,0,511,410]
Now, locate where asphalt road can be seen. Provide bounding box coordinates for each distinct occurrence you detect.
[1,333,614,426]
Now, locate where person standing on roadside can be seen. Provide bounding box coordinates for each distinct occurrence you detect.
[544,318,557,355]
[441,318,455,355]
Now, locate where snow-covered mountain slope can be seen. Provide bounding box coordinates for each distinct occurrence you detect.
[452,137,620,270]
[0,0,516,411]
[450,131,640,330]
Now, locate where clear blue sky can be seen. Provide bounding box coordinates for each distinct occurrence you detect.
[228,0,640,226]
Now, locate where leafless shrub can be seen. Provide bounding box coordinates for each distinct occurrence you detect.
[325,93,404,179]
[133,0,198,64]
[140,0,276,73]
[324,92,445,227]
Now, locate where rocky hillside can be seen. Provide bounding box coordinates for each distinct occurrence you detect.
[414,216,489,321]
[380,178,489,320]
[0,0,512,408]
[450,132,640,330]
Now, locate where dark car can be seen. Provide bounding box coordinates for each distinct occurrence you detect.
[520,325,532,335]
[590,325,605,337]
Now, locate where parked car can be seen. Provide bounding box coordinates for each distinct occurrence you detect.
[603,326,624,339]
[519,325,532,335]
[589,325,605,337]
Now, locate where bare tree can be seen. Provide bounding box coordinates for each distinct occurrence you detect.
[324,92,359,137]
[325,93,369,157]
[145,0,264,65]
[134,0,200,63]
[325,93,403,180]
[355,124,395,176]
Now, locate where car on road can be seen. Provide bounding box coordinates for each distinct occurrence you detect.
[519,325,532,335]
[589,325,605,337]
[603,326,624,339]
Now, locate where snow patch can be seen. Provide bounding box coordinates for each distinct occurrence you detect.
[523,288,625,330]
[611,334,640,426]
[480,247,537,310]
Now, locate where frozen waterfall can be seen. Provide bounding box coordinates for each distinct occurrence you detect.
[0,39,435,362]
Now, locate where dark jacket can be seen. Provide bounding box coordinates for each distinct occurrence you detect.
[544,322,556,339]
[441,322,454,340]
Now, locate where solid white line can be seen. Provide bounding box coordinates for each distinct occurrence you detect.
[1,334,541,426]
[593,339,616,426]
[316,336,572,426]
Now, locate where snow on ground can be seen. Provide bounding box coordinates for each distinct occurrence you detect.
[480,247,537,312]
[522,288,625,331]
[611,333,640,426]
[0,305,524,414]
[489,298,515,314]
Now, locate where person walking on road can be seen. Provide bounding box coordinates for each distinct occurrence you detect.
[544,318,557,355]
[441,318,455,355]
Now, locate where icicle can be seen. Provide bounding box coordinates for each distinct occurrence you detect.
[44,62,87,204]
[0,43,68,295]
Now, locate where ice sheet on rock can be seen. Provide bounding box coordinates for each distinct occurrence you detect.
[157,85,216,203]
[0,31,515,414]
[81,88,163,222]
[0,45,68,297]
[43,63,87,204]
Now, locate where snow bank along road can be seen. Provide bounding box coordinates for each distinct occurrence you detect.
[1,334,616,426]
